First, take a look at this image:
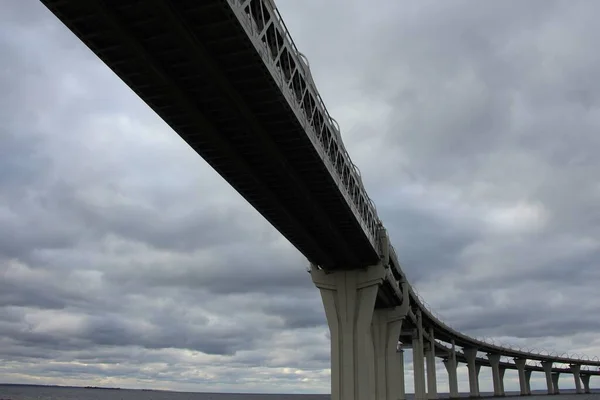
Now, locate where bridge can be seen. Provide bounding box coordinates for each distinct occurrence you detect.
[38,0,599,399]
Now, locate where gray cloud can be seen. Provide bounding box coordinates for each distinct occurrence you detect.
[1,0,600,395]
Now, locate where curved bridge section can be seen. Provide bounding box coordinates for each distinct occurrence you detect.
[400,284,600,398]
[39,1,599,399]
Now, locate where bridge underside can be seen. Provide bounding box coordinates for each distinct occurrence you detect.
[39,2,600,400]
[41,0,380,270]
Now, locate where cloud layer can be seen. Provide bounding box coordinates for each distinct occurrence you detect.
[2,0,600,394]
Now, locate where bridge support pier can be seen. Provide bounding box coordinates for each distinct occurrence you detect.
[463,348,480,397]
[525,369,532,395]
[372,293,410,400]
[487,354,504,396]
[413,310,427,400]
[426,328,438,400]
[443,358,459,399]
[541,361,554,395]
[581,374,591,394]
[310,264,385,400]
[551,372,560,394]
[514,358,529,396]
[570,364,583,394]
[398,345,406,400]
[443,340,459,399]
[499,367,506,396]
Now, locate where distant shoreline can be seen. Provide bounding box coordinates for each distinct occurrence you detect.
[84,386,122,390]
[0,384,300,395]
[0,383,125,391]
[2,383,592,397]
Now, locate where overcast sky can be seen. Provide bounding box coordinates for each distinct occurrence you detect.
[2,0,600,395]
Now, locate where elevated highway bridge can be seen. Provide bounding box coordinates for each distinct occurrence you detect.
[39,1,600,399]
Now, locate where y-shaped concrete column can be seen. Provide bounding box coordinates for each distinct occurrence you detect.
[426,328,437,399]
[499,367,506,396]
[398,344,406,400]
[570,364,583,394]
[372,281,410,400]
[443,340,459,399]
[541,361,554,394]
[310,264,385,400]
[443,359,459,399]
[412,336,426,400]
[514,358,528,396]
[487,354,504,396]
[443,358,459,399]
[463,348,480,397]
[581,374,591,394]
[551,372,560,394]
[413,310,427,400]
[525,369,532,395]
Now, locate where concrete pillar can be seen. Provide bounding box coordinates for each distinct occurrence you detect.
[397,344,406,400]
[310,264,385,400]
[499,367,506,396]
[541,361,554,395]
[525,369,532,395]
[581,374,591,394]
[371,282,410,400]
[463,348,480,397]
[444,340,459,399]
[570,364,583,394]
[514,358,528,396]
[426,328,437,399]
[372,309,405,400]
[412,335,426,400]
[443,358,459,399]
[367,327,376,400]
[413,310,427,400]
[487,353,504,396]
[551,372,560,395]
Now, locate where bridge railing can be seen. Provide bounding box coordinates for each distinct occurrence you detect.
[227,0,600,368]
[409,284,600,365]
[227,0,383,255]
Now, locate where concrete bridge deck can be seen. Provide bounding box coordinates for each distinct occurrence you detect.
[38,1,600,400]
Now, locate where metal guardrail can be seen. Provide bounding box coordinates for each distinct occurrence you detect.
[410,283,600,366]
[434,339,600,372]
[227,0,382,252]
[226,0,599,368]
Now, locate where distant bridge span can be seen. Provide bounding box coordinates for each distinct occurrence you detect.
[39,0,600,399]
